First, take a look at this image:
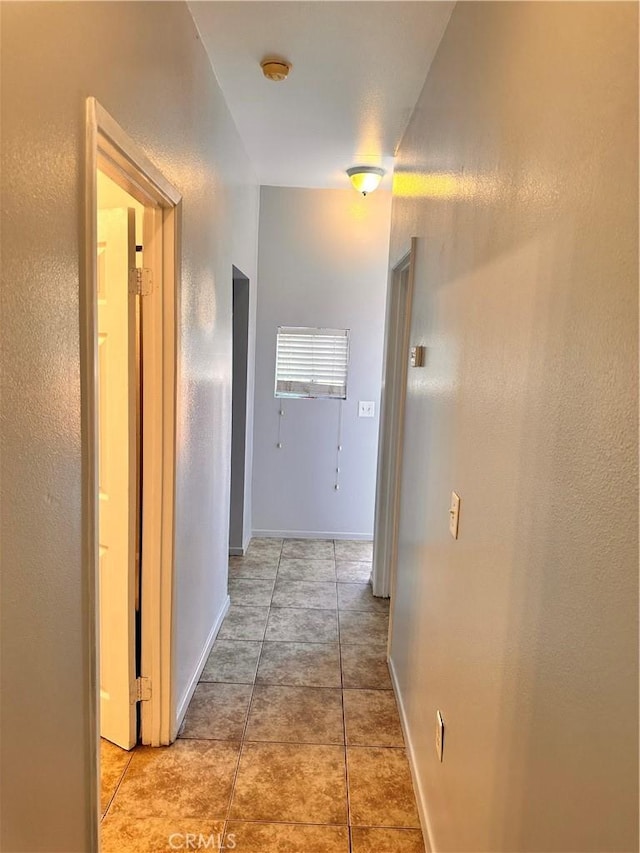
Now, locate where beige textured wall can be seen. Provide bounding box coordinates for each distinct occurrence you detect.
[388,3,638,851]
[0,3,259,850]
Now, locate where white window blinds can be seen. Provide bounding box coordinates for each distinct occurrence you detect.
[275,327,350,399]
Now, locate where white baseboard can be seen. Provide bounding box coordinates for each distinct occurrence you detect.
[229,532,252,556]
[175,595,230,730]
[389,655,436,853]
[252,529,373,541]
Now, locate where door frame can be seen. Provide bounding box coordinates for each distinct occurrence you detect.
[229,266,251,556]
[372,238,417,603]
[82,95,182,778]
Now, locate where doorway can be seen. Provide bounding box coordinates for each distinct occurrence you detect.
[96,171,145,750]
[372,239,417,609]
[229,267,251,556]
[83,97,183,838]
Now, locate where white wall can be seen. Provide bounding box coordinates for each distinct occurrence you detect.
[388,3,638,852]
[252,187,391,539]
[0,3,258,850]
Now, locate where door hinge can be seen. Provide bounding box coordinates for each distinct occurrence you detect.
[131,676,152,703]
[128,267,153,296]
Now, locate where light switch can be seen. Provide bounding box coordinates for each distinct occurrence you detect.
[449,492,460,539]
[358,401,375,418]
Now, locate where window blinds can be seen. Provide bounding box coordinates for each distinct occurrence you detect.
[275,327,350,399]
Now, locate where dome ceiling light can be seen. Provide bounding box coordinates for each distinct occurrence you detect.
[346,165,386,196]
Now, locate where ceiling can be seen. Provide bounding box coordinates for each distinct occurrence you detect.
[188,1,454,190]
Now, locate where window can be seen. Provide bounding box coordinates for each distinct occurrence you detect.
[275,326,350,399]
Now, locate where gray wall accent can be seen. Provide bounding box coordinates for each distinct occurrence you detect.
[388,3,638,851]
[252,187,392,539]
[230,267,251,553]
[0,4,259,850]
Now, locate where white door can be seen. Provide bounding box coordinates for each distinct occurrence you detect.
[97,207,138,750]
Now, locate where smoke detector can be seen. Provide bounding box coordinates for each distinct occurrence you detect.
[261,58,292,82]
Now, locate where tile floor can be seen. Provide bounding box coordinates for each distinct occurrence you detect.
[101,538,425,852]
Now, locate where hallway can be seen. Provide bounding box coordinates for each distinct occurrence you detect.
[100,538,424,852]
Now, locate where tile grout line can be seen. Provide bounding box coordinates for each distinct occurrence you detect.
[222,815,422,830]
[223,535,279,829]
[229,818,350,826]
[221,713,247,827]
[335,542,355,853]
[179,737,407,750]
[101,749,135,822]
[178,735,407,750]
[224,816,421,829]
[223,574,270,827]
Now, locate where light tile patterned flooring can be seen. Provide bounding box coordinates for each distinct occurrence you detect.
[100,538,424,852]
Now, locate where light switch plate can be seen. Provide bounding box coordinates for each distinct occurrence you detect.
[358,401,375,418]
[436,710,445,762]
[449,492,460,539]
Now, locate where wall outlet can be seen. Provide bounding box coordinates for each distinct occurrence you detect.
[436,710,445,762]
[358,401,375,418]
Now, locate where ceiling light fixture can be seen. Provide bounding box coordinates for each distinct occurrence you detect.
[346,166,386,196]
[260,58,292,82]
